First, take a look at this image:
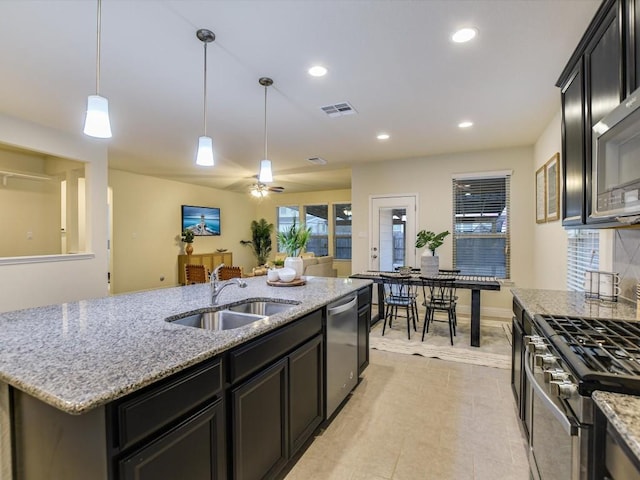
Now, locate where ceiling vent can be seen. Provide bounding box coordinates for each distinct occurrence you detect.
[320,102,357,117]
[307,157,327,165]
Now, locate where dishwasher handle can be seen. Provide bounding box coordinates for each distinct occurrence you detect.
[327,297,358,315]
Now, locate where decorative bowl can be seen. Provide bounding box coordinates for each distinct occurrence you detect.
[277,267,296,283]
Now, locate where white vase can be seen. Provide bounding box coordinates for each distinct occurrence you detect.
[284,256,304,279]
[420,251,439,277]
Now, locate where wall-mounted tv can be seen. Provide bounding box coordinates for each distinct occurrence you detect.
[181,205,221,236]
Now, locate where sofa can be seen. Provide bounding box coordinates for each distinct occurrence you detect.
[274,253,338,277]
[301,255,337,277]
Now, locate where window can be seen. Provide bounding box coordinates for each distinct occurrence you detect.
[334,203,352,260]
[452,173,510,278]
[304,205,328,256]
[567,229,599,291]
[277,206,299,253]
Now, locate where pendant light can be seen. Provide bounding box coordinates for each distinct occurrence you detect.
[83,0,112,138]
[258,77,274,183]
[195,29,216,166]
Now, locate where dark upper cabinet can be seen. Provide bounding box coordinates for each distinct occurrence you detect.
[561,63,586,226]
[558,0,625,227]
[585,1,624,224]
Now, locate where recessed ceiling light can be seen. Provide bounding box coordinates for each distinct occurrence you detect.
[377,133,390,140]
[458,121,473,128]
[452,27,478,43]
[308,65,327,77]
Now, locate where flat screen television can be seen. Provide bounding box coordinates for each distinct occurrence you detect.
[181,205,221,236]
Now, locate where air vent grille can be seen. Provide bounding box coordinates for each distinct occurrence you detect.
[320,102,357,117]
[307,157,327,165]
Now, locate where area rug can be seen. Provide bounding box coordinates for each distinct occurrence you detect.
[369,314,512,369]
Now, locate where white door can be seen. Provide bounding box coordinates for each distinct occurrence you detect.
[370,195,417,271]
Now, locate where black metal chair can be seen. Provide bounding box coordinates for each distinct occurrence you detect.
[380,273,418,340]
[419,276,457,345]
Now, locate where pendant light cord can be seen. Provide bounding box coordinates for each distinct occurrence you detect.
[263,85,268,160]
[95,0,102,94]
[203,41,208,136]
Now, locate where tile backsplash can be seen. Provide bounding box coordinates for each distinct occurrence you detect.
[613,228,640,304]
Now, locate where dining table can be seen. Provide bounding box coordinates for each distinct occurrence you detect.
[349,271,501,347]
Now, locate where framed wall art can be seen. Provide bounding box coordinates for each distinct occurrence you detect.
[536,164,546,224]
[545,153,560,222]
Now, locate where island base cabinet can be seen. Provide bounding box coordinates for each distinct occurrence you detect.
[12,390,108,480]
[119,399,226,480]
[232,358,289,480]
[231,334,324,480]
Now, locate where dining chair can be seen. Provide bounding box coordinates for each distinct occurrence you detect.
[380,273,418,340]
[185,264,209,284]
[217,265,243,280]
[419,276,457,345]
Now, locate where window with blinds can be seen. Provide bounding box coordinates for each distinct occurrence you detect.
[452,174,510,278]
[566,229,599,291]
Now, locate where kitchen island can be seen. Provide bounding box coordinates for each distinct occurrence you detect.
[0,275,372,480]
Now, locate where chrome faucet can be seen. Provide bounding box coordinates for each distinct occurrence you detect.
[211,263,247,305]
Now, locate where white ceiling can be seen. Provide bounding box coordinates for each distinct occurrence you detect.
[0,0,601,194]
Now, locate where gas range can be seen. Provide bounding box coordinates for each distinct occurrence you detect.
[534,314,640,397]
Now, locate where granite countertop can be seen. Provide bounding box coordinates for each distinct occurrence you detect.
[0,276,371,415]
[593,391,640,461]
[511,288,638,320]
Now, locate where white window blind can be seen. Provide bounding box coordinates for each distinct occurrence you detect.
[566,229,599,291]
[452,174,510,278]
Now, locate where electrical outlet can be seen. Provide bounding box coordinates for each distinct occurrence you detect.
[26,231,33,240]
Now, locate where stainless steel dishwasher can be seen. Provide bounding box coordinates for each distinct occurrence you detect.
[326,293,359,419]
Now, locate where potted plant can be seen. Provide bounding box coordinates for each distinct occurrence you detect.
[415,229,450,276]
[181,229,195,255]
[239,218,274,266]
[276,220,311,278]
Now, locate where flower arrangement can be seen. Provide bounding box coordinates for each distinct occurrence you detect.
[181,229,194,243]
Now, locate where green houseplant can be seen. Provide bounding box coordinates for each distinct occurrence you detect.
[277,220,312,279]
[415,229,450,277]
[415,230,450,256]
[239,218,274,266]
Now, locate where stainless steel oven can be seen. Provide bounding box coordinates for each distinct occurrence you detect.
[524,343,591,480]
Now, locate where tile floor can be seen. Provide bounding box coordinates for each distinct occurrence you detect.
[285,349,529,480]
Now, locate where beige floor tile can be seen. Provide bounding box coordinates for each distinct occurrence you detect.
[285,347,529,480]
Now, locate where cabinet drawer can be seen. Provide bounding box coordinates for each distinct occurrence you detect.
[115,358,223,450]
[228,309,322,385]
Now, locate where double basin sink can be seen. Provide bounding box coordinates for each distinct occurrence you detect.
[167,299,300,331]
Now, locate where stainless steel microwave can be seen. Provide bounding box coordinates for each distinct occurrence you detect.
[592,86,640,219]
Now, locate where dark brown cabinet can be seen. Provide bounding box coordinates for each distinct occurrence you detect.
[357,285,372,375]
[558,0,627,226]
[119,399,226,480]
[228,310,325,480]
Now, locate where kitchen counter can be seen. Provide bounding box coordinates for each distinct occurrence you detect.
[593,391,640,463]
[0,276,371,414]
[511,288,638,320]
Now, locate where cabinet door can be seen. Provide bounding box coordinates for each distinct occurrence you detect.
[232,358,288,480]
[585,1,624,224]
[289,335,324,456]
[561,63,586,226]
[119,399,226,480]
[357,306,370,375]
[511,317,524,419]
[626,0,640,92]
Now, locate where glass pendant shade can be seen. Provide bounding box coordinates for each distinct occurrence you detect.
[196,136,214,166]
[258,159,273,183]
[83,95,112,139]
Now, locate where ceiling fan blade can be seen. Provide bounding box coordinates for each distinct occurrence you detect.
[268,186,285,193]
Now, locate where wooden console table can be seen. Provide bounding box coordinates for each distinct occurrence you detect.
[178,251,233,285]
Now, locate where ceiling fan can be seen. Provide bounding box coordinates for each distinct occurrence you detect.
[249,181,285,198]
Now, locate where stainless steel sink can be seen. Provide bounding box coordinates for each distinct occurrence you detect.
[227,300,299,316]
[169,310,266,331]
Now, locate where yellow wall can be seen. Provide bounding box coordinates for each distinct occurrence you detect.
[109,169,257,293]
[253,189,352,277]
[352,146,535,318]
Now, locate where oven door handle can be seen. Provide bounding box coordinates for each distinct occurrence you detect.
[524,350,578,436]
